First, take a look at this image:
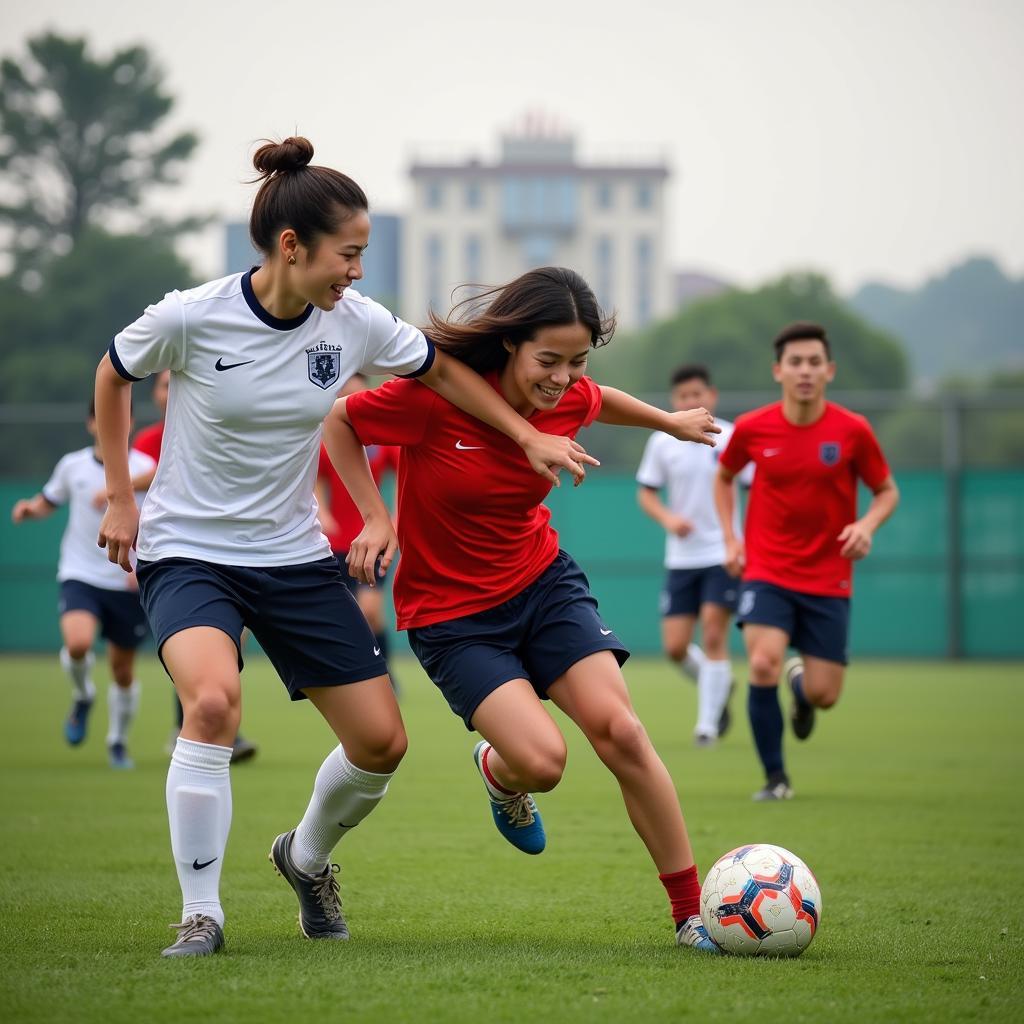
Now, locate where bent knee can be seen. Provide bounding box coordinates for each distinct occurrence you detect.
[748,651,783,683]
[183,687,239,733]
[351,726,408,774]
[599,712,651,768]
[815,692,840,710]
[510,748,566,792]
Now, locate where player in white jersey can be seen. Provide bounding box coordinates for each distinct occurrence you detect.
[92,137,596,959]
[636,365,750,744]
[11,401,154,768]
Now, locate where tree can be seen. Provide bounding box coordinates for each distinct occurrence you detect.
[0,32,201,276]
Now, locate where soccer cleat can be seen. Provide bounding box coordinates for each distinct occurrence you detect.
[64,698,93,746]
[108,741,134,770]
[785,656,815,741]
[230,733,259,765]
[693,730,717,748]
[676,914,724,954]
[473,741,546,855]
[161,914,224,958]
[752,773,795,802]
[269,830,349,940]
[717,680,736,739]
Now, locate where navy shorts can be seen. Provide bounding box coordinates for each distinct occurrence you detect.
[660,564,740,617]
[334,551,389,596]
[136,556,387,699]
[408,550,630,730]
[737,580,850,665]
[58,579,148,650]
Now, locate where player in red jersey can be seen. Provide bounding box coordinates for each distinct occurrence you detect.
[328,267,725,953]
[315,372,400,687]
[714,322,899,801]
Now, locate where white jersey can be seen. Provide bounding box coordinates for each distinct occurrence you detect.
[42,447,155,590]
[110,271,431,567]
[636,417,752,570]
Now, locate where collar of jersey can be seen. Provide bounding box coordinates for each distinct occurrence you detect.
[242,268,315,331]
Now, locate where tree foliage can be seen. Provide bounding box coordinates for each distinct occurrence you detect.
[0,32,200,274]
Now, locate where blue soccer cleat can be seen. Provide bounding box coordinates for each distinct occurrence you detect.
[676,914,725,954]
[108,741,134,770]
[472,741,546,855]
[64,698,93,746]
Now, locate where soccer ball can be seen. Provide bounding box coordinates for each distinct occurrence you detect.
[700,844,822,956]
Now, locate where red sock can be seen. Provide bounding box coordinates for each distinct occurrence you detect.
[481,744,516,796]
[659,865,700,926]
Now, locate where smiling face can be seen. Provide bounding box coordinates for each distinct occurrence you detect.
[499,322,592,416]
[772,338,835,405]
[287,208,370,311]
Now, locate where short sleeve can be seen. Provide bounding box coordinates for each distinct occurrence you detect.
[346,378,437,448]
[854,417,890,490]
[359,300,433,378]
[578,376,603,427]
[719,418,752,476]
[41,454,71,507]
[110,291,187,381]
[636,433,667,488]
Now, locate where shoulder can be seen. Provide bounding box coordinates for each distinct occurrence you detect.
[827,402,875,435]
[733,403,779,434]
[178,272,246,309]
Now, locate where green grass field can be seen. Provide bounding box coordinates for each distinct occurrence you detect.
[1,654,1022,1023]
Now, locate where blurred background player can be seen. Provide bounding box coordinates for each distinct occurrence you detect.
[315,372,400,692]
[714,322,899,800]
[636,364,751,745]
[10,400,154,768]
[132,370,259,764]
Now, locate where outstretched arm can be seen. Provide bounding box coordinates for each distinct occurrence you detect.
[597,387,720,446]
[11,493,57,523]
[418,351,599,485]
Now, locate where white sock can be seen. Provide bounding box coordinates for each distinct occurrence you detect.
[166,737,233,927]
[682,642,706,682]
[477,741,518,799]
[60,647,95,702]
[291,745,393,876]
[106,681,140,746]
[696,659,734,737]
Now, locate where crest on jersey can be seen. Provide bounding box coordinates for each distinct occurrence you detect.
[819,442,841,466]
[306,343,342,390]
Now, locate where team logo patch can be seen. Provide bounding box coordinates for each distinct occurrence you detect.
[819,442,841,466]
[739,589,756,616]
[306,342,343,390]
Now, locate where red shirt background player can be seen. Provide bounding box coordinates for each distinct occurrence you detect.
[714,321,899,803]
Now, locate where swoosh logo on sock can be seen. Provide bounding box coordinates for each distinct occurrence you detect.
[337,821,359,829]
[192,857,218,870]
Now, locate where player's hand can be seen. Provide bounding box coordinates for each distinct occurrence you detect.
[91,489,108,511]
[521,431,599,487]
[667,407,720,447]
[346,512,398,586]
[11,500,32,524]
[98,495,139,573]
[838,521,873,560]
[665,513,694,538]
[724,538,745,577]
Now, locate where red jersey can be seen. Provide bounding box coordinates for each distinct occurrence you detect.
[132,421,164,462]
[316,442,400,552]
[346,373,603,630]
[719,401,890,597]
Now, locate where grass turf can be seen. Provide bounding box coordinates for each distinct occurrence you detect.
[0,655,1022,1023]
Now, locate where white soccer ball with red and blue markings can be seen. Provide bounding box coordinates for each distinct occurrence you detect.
[700,843,822,956]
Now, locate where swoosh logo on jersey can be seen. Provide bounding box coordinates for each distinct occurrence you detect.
[192,857,218,871]
[455,440,485,450]
[762,448,782,457]
[600,628,613,636]
[373,646,381,656]
[215,357,255,372]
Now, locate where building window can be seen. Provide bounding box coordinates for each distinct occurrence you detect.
[596,181,614,210]
[465,180,482,210]
[465,234,482,281]
[426,181,444,210]
[596,235,613,310]
[635,181,652,209]
[636,235,653,325]
[522,233,555,270]
[426,234,443,312]
[501,176,578,231]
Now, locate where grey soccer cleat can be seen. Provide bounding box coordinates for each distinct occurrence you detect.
[161,914,224,958]
[269,829,349,940]
[752,773,795,802]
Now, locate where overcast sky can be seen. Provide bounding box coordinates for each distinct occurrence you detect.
[3,0,1022,291]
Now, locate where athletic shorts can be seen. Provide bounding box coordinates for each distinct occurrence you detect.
[407,549,629,730]
[737,579,850,666]
[659,564,740,617]
[334,551,389,596]
[58,579,148,650]
[136,556,387,699]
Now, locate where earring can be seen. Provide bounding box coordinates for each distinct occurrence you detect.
[287,255,296,265]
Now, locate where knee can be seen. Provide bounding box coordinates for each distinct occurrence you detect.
[511,747,566,792]
[109,656,134,687]
[748,650,783,684]
[663,639,687,664]
[183,686,239,736]
[65,641,91,660]
[815,691,839,710]
[598,712,650,769]
[701,627,728,658]
[353,725,408,774]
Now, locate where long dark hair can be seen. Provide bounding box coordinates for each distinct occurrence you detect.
[426,267,616,374]
[249,136,367,256]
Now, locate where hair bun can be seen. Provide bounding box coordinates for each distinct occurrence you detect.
[253,136,314,178]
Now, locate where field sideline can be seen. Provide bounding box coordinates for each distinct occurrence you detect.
[1,655,1022,1023]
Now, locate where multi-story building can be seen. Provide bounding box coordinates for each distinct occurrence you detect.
[402,123,670,329]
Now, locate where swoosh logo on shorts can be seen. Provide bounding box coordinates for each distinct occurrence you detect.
[600,628,613,636]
